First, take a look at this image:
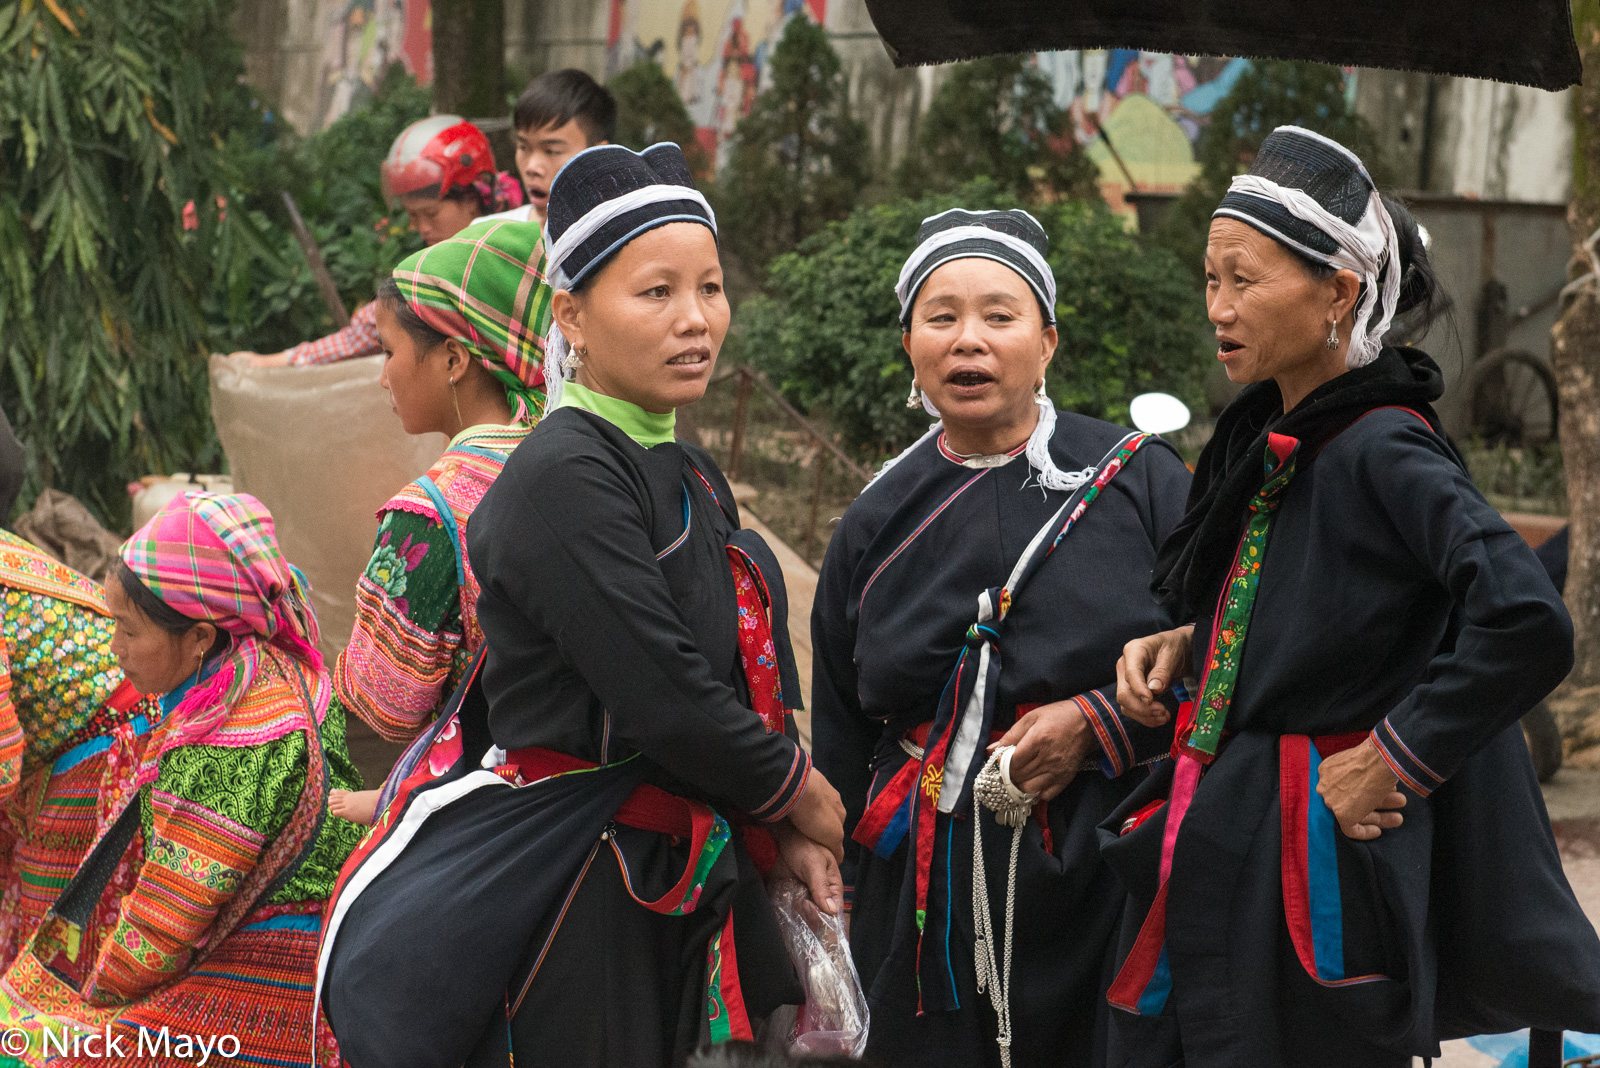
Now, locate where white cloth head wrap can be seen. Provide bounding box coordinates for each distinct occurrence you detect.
[1212,127,1400,370]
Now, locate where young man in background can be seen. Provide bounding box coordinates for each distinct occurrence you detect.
[482,68,616,224]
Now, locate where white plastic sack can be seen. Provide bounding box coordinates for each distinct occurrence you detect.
[208,354,445,661]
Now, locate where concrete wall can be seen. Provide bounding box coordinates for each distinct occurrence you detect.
[236,0,1578,209]
[1401,199,1570,431]
[235,0,432,133]
[1355,68,1573,205]
[239,0,1254,195]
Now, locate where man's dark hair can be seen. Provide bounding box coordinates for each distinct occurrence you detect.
[514,69,617,144]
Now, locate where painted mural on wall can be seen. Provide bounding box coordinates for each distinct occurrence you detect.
[315,0,433,130]
[1037,51,1252,194]
[606,0,827,168]
[602,0,1249,190]
[302,0,1253,191]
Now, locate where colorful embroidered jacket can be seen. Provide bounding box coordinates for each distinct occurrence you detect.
[0,531,147,798]
[84,648,362,1005]
[0,532,155,966]
[334,423,528,742]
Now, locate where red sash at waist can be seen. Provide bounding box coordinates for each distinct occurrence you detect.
[1108,727,1381,1015]
[505,746,717,911]
[853,718,1037,860]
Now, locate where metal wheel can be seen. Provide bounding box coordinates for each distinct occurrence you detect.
[1465,347,1559,446]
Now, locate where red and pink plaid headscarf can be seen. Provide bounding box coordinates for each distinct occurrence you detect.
[120,492,323,771]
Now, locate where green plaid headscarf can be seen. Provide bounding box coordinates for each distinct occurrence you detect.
[392,218,554,424]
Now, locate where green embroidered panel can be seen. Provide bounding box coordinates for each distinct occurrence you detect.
[365,508,461,635]
[141,699,363,905]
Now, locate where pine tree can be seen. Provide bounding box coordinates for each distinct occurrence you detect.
[714,16,870,273]
[609,60,708,173]
[899,55,1098,203]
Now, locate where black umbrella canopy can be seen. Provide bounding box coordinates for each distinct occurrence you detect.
[863,0,1581,91]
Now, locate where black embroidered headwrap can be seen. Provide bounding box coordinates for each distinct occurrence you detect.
[895,209,1056,330]
[1213,126,1400,370]
[542,142,717,407]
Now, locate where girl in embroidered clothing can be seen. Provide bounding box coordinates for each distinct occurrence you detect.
[1109,126,1600,1067]
[329,218,552,826]
[0,492,362,1068]
[0,532,156,971]
[809,209,1192,1068]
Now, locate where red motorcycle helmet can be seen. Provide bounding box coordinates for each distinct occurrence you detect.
[380,115,497,202]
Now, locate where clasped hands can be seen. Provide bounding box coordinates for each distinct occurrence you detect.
[1115,625,1405,841]
[772,768,847,923]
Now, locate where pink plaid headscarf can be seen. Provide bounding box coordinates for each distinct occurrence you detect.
[120,492,323,772]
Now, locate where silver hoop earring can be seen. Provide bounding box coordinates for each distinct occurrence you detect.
[905,378,922,410]
[1326,322,1339,350]
[1035,379,1049,401]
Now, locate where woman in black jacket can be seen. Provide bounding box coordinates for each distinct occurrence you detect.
[1109,125,1600,1068]
[319,143,845,1068]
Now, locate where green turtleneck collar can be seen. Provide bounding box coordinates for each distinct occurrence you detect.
[554,381,677,447]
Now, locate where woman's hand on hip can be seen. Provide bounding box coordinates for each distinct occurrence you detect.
[1116,625,1193,727]
[771,821,844,919]
[1317,738,1406,840]
[786,766,846,863]
[992,700,1094,802]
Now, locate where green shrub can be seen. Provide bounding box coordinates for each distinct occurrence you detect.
[899,56,1098,203]
[714,17,870,274]
[0,0,281,524]
[610,60,708,173]
[732,179,1210,455]
[206,66,431,356]
[0,0,431,528]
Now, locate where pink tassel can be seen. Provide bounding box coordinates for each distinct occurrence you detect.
[166,658,238,748]
[272,630,324,674]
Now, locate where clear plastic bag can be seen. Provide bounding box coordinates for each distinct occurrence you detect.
[766,878,869,1057]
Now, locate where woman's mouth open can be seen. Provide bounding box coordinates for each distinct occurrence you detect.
[946,369,995,393]
[667,348,711,369]
[1218,339,1244,359]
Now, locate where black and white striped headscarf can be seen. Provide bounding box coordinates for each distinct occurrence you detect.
[875,208,1095,495]
[542,142,717,408]
[895,209,1056,330]
[1213,125,1400,370]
